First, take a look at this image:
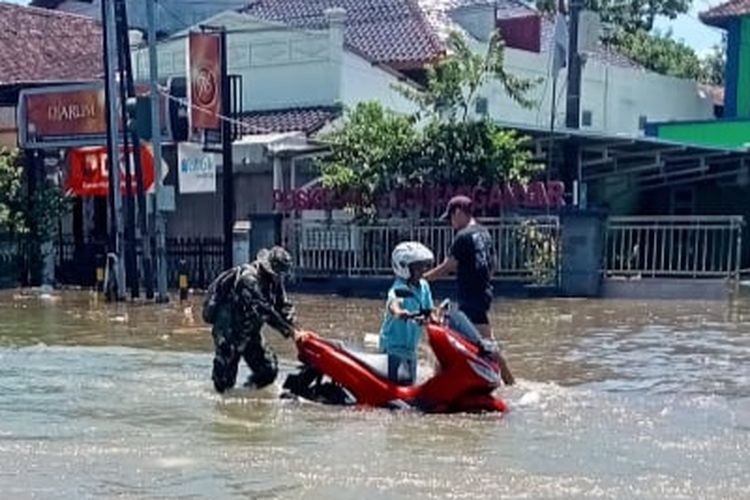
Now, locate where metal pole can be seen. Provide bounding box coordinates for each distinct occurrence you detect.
[221,29,235,270]
[118,0,152,299]
[565,0,582,130]
[147,0,169,302]
[114,0,138,299]
[102,0,125,301]
[563,0,583,204]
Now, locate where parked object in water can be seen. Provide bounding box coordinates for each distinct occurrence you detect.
[283,302,508,414]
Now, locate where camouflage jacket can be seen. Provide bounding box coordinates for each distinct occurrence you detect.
[203,261,295,338]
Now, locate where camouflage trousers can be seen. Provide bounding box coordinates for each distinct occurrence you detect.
[210,305,279,393]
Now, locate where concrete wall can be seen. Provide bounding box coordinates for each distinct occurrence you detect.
[132,10,411,114]
[340,53,418,115]
[132,12,342,112]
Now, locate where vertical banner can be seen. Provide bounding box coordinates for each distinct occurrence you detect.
[188,32,222,131]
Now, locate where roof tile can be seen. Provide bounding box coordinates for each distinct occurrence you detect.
[240,106,341,135]
[700,0,750,27]
[243,0,445,67]
[0,3,102,86]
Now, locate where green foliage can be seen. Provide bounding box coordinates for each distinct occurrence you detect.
[0,148,71,239]
[537,0,690,33]
[0,148,27,234]
[420,120,538,186]
[608,29,702,80]
[320,102,419,199]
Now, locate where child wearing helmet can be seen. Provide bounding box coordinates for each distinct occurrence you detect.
[379,241,435,385]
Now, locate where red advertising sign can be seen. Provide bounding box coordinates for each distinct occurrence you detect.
[189,32,222,131]
[19,83,108,148]
[272,182,567,213]
[67,145,156,197]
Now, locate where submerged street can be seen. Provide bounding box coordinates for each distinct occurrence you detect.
[0,290,749,499]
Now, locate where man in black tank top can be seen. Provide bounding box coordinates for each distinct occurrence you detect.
[424,195,515,385]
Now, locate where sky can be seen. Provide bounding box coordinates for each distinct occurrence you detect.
[4,0,729,54]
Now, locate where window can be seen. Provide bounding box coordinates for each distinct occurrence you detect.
[582,110,593,127]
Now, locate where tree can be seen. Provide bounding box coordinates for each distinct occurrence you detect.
[608,29,702,80]
[397,31,537,121]
[536,0,690,33]
[0,148,71,283]
[700,41,726,87]
[320,101,419,199]
[0,148,26,234]
[320,32,541,213]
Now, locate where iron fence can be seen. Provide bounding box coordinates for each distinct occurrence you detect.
[282,217,561,284]
[604,216,744,280]
[55,235,225,289]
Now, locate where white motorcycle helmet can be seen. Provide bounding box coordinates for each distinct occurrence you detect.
[392,241,434,280]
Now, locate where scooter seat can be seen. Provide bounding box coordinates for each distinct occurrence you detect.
[338,345,412,385]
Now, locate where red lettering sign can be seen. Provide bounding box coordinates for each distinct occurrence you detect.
[271,181,567,213]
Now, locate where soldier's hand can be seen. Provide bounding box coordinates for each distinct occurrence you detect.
[293,330,313,342]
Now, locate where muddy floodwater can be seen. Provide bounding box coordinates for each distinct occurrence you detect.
[0,289,749,499]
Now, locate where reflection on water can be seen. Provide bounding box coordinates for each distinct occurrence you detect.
[0,289,749,499]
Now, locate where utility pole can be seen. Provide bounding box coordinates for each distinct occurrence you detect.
[564,0,583,204]
[114,0,138,299]
[115,0,153,299]
[147,0,169,303]
[220,29,235,271]
[102,0,125,301]
[565,0,582,129]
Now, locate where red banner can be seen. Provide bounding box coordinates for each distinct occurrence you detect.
[189,32,222,131]
[67,146,156,197]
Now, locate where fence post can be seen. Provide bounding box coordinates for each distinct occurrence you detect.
[198,238,205,289]
[96,253,105,292]
[179,257,188,301]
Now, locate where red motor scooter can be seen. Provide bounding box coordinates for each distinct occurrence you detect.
[282,300,508,414]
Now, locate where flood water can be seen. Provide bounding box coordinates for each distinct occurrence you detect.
[1,289,749,499]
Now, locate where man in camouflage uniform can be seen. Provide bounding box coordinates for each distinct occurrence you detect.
[202,246,296,393]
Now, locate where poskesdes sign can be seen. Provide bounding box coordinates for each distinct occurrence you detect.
[188,32,222,131]
[67,145,156,197]
[18,83,108,148]
[273,181,567,213]
[178,142,217,193]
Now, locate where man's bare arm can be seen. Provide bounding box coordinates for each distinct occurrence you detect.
[424,257,457,281]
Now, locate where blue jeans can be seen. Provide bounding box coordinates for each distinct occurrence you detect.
[387,354,417,386]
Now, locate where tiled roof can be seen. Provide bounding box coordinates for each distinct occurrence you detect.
[700,0,750,27]
[418,0,639,69]
[243,0,445,68]
[240,106,341,135]
[0,3,103,86]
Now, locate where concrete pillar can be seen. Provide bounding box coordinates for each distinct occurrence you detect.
[559,210,607,297]
[232,220,251,266]
[325,7,346,101]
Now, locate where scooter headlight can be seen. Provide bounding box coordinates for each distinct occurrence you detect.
[468,359,500,385]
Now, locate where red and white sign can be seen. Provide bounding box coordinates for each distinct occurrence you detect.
[188,32,222,131]
[67,145,156,197]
